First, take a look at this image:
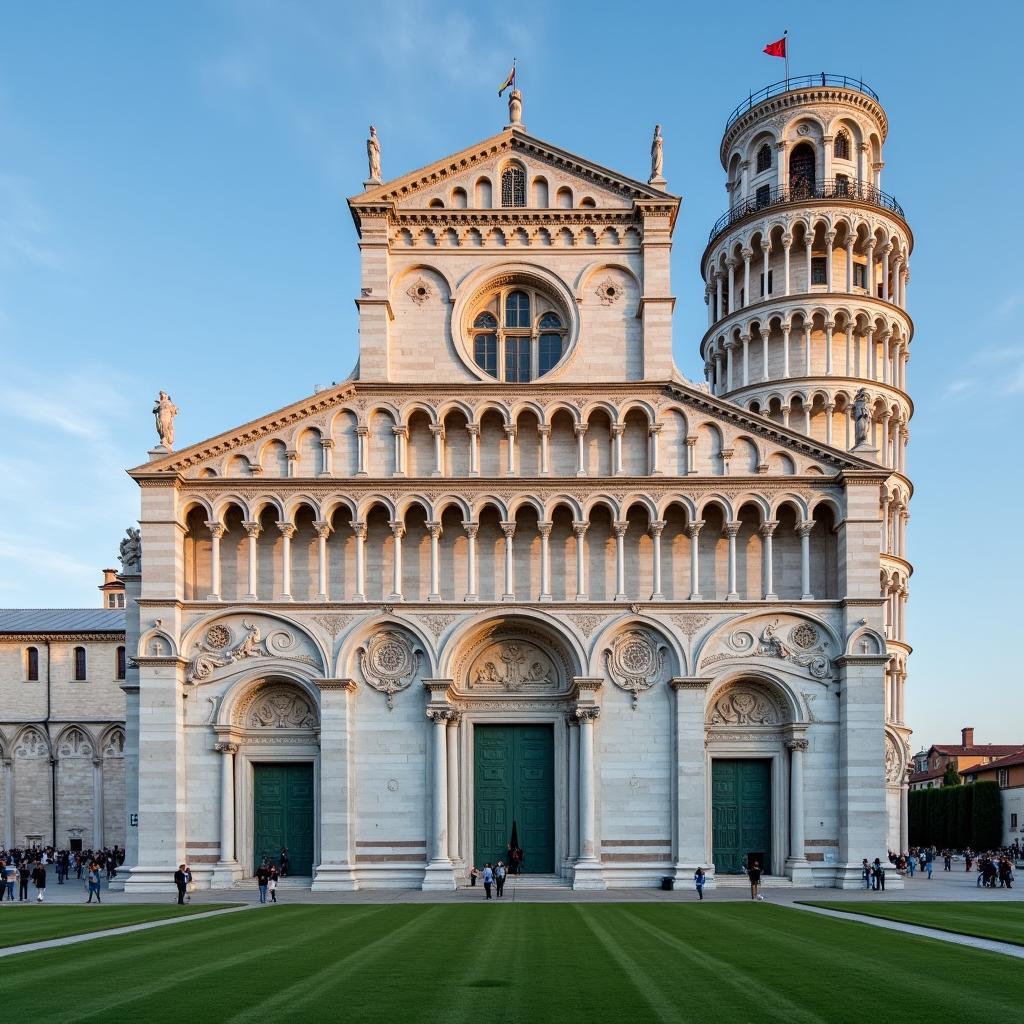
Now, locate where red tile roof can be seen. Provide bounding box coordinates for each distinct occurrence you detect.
[961,749,1024,776]
[929,744,1022,757]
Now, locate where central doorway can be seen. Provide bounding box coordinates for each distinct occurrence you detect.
[474,725,555,873]
[253,762,314,875]
[712,758,772,874]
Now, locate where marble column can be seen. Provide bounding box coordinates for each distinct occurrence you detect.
[500,521,516,601]
[447,715,461,864]
[574,424,587,476]
[649,520,665,600]
[648,424,662,475]
[504,425,517,476]
[899,772,910,853]
[206,522,224,600]
[1,758,13,850]
[463,522,479,601]
[312,680,358,890]
[573,705,605,890]
[423,709,456,890]
[538,425,551,476]
[759,520,778,599]
[352,521,367,601]
[427,521,442,602]
[538,521,553,602]
[572,521,588,600]
[388,520,405,601]
[313,520,331,601]
[214,741,238,873]
[612,521,628,601]
[430,424,445,477]
[242,521,260,600]
[566,717,580,865]
[276,522,295,601]
[467,424,480,476]
[724,521,741,600]
[786,738,812,882]
[355,425,368,475]
[687,520,704,600]
[797,520,814,600]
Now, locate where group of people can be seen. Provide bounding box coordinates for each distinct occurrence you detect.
[473,861,509,899]
[0,845,122,904]
[971,853,1015,888]
[886,844,1019,890]
[253,847,290,904]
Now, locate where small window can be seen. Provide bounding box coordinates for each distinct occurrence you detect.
[500,166,526,208]
[73,646,87,681]
[834,131,850,160]
[504,337,532,382]
[756,144,771,174]
[25,646,39,681]
[835,173,849,197]
[116,645,126,681]
[854,263,867,289]
[474,332,498,378]
[539,332,563,375]
[505,291,531,328]
[998,768,1009,788]
[1012,813,1019,830]
[761,270,773,297]
[811,257,827,285]
[755,184,771,208]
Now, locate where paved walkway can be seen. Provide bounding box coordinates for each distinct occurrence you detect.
[792,902,1024,959]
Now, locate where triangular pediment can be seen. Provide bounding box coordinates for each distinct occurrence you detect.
[130,377,877,481]
[349,127,678,225]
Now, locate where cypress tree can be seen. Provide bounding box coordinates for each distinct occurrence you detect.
[971,782,1002,850]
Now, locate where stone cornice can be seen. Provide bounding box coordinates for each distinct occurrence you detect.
[315,678,357,693]
[0,632,125,643]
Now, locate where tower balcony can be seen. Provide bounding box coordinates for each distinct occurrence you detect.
[724,75,880,132]
[708,178,905,247]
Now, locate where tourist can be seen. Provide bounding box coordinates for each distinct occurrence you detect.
[86,861,102,903]
[925,854,933,880]
[495,860,507,898]
[694,866,706,900]
[173,864,188,905]
[269,865,279,903]
[256,862,270,904]
[510,845,523,876]
[18,861,29,901]
[482,863,494,900]
[943,850,952,871]
[872,858,885,892]
[861,858,872,889]
[4,860,15,901]
[747,860,762,900]
[469,866,479,887]
[906,852,916,878]
[280,847,289,878]
[31,860,46,902]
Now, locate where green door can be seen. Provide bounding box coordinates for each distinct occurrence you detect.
[253,763,315,875]
[712,759,771,874]
[474,725,554,873]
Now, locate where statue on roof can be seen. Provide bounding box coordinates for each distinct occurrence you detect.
[152,390,178,450]
[649,124,665,186]
[119,526,142,573]
[367,125,382,183]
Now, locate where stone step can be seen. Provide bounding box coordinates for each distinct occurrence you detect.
[462,873,572,890]
[711,874,794,888]
[232,876,313,889]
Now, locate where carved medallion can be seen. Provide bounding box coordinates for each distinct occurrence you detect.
[246,686,316,729]
[407,278,433,305]
[884,734,904,783]
[708,685,784,726]
[605,629,666,708]
[360,630,420,710]
[468,640,556,692]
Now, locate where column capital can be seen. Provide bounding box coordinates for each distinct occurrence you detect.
[684,436,697,448]
[686,519,705,539]
[465,423,480,437]
[355,424,370,437]
[760,238,771,253]
[610,422,625,437]
[758,520,779,537]
[499,521,516,539]
[352,520,367,540]
[572,520,589,538]
[647,423,663,436]
[214,741,239,755]
[242,521,261,539]
[573,705,601,723]
[429,423,446,438]
[612,520,629,539]
[312,519,332,539]
[670,676,713,691]
[388,520,406,539]
[785,738,810,752]
[320,437,335,449]
[504,423,517,438]
[537,520,553,537]
[391,425,409,438]
[574,423,588,438]
[649,519,666,538]
[796,520,815,538]
[536,424,552,437]
[204,520,226,538]
[426,708,458,725]
[276,522,296,539]
[463,521,480,539]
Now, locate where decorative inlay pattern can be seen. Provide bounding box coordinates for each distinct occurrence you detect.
[359,630,420,710]
[605,629,666,708]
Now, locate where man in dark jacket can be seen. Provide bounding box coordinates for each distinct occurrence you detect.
[173,864,188,905]
[18,861,30,901]
[31,861,47,902]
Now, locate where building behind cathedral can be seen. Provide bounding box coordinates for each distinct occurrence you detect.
[4,74,916,890]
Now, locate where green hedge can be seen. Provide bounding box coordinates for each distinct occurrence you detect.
[908,781,1000,850]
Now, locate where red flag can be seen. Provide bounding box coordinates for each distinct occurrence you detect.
[764,37,787,58]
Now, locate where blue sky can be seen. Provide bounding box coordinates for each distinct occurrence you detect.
[1,1,1021,744]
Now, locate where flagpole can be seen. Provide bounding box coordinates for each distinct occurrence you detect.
[784,30,789,87]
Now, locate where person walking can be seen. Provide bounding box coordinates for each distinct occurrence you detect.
[173,864,188,905]
[18,861,30,901]
[469,866,479,887]
[256,863,270,904]
[494,861,507,898]
[32,860,47,902]
[747,860,762,900]
[279,847,289,879]
[482,863,494,900]
[694,866,706,900]
[872,858,886,892]
[861,858,872,890]
[4,861,15,901]
[269,865,279,903]
[925,855,933,880]
[86,861,102,903]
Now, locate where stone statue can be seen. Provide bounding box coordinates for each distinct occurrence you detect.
[118,526,142,573]
[852,387,871,447]
[152,390,179,450]
[367,125,382,182]
[650,124,664,183]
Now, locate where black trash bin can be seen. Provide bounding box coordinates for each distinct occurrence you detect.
[661,876,674,891]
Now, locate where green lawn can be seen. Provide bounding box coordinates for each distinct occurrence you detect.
[0,903,236,948]
[807,900,1024,947]
[0,903,1021,1022]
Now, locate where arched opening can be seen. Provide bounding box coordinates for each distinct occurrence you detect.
[789,143,816,195]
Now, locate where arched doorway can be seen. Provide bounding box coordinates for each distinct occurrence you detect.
[229,678,320,876]
[789,143,816,195]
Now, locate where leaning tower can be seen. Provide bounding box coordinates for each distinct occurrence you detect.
[700,74,913,850]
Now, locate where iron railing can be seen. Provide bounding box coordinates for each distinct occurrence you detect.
[725,74,880,132]
[708,178,905,243]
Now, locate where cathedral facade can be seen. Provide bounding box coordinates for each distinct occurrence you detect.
[123,77,911,891]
